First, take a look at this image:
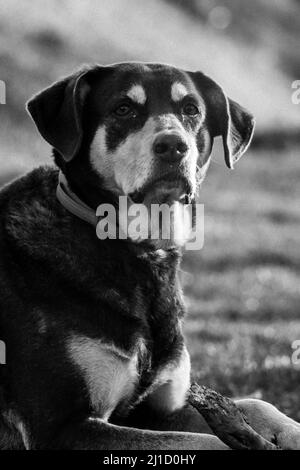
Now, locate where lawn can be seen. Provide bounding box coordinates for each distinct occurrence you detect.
[183,144,300,420]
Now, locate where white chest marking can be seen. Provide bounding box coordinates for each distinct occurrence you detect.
[171,82,188,102]
[126,84,147,105]
[67,335,138,419]
[148,346,191,413]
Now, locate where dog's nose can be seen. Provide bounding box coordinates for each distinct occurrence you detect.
[153,133,189,162]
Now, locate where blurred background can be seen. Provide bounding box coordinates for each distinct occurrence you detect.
[0,0,300,418]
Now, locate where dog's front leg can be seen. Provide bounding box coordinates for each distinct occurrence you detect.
[49,417,228,450]
[119,401,213,435]
[118,346,214,436]
[236,398,300,449]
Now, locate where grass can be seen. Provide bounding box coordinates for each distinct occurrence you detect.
[183,145,300,421]
[0,0,299,421]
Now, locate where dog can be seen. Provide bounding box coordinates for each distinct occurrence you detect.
[0,62,300,450]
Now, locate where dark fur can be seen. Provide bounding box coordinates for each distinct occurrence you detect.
[0,63,255,449]
[0,166,189,448]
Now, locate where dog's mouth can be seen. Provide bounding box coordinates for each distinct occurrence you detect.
[129,173,193,207]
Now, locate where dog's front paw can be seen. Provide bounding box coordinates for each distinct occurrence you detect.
[276,425,300,450]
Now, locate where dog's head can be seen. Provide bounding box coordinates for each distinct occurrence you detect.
[27,62,255,211]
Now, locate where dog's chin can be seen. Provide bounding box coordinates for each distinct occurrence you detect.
[130,177,193,209]
[127,177,194,250]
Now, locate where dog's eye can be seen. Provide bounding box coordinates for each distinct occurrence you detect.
[114,104,134,117]
[183,103,200,116]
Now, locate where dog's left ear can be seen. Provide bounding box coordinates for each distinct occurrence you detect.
[190,72,255,169]
[26,68,93,161]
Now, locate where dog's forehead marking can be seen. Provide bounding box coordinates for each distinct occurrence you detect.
[171,82,189,102]
[126,84,147,105]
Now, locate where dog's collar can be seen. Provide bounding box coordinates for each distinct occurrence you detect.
[56,172,126,239]
[56,171,98,226]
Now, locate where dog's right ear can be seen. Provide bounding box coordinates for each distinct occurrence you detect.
[26,68,93,162]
